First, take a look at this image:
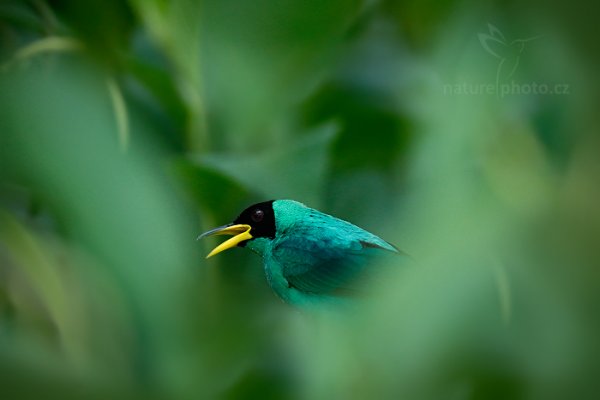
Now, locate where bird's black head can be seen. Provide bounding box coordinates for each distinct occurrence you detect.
[233,200,276,242]
[197,200,277,258]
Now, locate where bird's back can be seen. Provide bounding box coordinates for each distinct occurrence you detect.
[264,202,399,306]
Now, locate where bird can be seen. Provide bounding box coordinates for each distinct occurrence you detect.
[198,200,403,307]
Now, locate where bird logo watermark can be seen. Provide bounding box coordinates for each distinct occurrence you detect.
[478,23,542,84]
[443,24,570,97]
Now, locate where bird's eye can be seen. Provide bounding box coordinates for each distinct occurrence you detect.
[251,209,264,223]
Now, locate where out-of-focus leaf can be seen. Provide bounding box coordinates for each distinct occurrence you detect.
[129,0,206,150]
[49,0,135,62]
[193,124,337,207]
[199,0,363,150]
[0,209,137,383]
[0,61,201,396]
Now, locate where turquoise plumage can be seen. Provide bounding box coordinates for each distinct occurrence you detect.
[198,200,401,307]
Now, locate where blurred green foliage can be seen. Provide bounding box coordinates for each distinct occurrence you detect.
[1,0,599,399]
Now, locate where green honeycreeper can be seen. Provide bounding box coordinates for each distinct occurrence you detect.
[198,200,401,307]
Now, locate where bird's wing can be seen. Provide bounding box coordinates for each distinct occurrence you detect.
[272,216,397,295]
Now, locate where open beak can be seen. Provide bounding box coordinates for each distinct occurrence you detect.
[197,223,253,259]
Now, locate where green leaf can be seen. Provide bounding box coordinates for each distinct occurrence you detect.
[195,124,338,207]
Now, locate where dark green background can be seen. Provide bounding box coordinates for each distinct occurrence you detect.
[0,1,598,399]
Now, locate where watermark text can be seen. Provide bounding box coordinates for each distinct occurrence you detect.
[443,81,570,97]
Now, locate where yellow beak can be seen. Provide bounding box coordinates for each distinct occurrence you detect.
[197,224,253,259]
